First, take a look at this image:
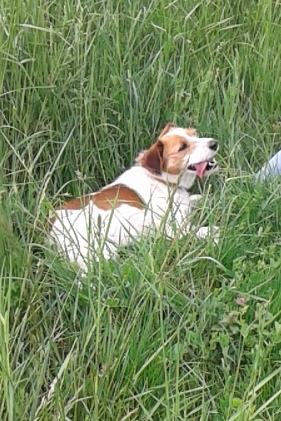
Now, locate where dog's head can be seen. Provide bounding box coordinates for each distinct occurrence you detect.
[137,123,219,188]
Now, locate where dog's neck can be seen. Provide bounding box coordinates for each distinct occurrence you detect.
[147,169,197,190]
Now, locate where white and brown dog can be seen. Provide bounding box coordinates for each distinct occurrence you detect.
[50,123,219,271]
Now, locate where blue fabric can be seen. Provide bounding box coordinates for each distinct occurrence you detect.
[255,150,281,182]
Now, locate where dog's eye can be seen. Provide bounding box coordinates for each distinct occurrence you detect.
[178,143,188,152]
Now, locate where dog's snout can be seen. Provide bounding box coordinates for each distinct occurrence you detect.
[208,140,218,151]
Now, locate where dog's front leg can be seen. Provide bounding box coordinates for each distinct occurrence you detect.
[164,206,219,245]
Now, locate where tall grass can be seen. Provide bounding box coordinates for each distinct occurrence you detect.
[1,0,281,419]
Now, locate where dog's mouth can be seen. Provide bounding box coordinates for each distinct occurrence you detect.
[187,159,217,179]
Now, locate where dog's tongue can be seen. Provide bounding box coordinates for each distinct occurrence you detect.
[194,161,208,179]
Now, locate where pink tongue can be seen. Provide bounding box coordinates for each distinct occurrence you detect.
[194,161,208,179]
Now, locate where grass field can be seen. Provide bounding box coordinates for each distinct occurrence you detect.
[1,0,281,419]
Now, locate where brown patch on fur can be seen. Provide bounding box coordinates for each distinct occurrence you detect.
[139,134,195,175]
[158,123,197,139]
[56,196,92,210]
[161,135,196,175]
[137,124,198,174]
[185,128,197,137]
[158,122,176,138]
[52,184,145,223]
[94,185,144,210]
[137,140,164,174]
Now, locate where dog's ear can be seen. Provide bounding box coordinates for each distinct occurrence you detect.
[158,122,176,138]
[185,128,197,137]
[138,140,164,174]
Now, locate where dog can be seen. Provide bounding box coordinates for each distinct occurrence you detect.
[49,123,219,271]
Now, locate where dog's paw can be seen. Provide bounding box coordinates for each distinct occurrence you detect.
[195,225,219,244]
[189,194,202,207]
[212,225,220,245]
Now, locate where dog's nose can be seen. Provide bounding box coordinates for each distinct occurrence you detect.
[208,140,218,151]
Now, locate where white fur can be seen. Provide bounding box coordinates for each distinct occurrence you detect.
[50,127,218,272]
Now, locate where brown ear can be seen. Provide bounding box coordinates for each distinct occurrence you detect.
[140,140,164,174]
[185,128,197,137]
[158,122,176,138]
